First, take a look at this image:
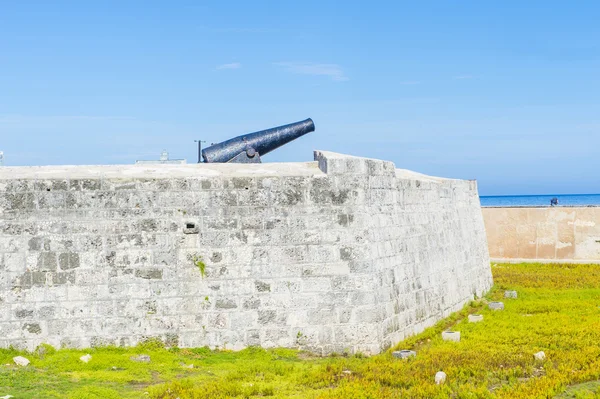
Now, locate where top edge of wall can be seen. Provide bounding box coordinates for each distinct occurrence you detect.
[314,150,476,185]
[0,161,323,180]
[0,151,476,185]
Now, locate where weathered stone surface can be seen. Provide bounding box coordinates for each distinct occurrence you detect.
[489,302,505,311]
[23,323,42,334]
[58,253,80,270]
[534,351,546,361]
[504,290,517,299]
[0,151,492,354]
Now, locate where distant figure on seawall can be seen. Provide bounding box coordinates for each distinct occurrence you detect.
[550,197,559,207]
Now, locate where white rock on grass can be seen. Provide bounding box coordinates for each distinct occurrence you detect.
[489,301,505,311]
[13,356,30,367]
[468,314,484,323]
[441,331,461,342]
[130,354,151,363]
[504,290,518,299]
[435,371,447,385]
[392,350,416,359]
[0,395,14,399]
[534,351,546,361]
[80,354,92,363]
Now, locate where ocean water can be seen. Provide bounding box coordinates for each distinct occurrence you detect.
[480,194,600,207]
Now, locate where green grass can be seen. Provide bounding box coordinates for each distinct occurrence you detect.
[556,381,600,399]
[3,262,600,398]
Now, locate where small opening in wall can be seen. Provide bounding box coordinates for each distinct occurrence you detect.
[186,223,195,229]
[46,188,51,192]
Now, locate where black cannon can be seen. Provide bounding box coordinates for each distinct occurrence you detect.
[201,118,315,163]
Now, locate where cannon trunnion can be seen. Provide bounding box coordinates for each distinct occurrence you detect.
[201,118,315,163]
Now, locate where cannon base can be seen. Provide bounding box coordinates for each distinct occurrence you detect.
[228,150,262,163]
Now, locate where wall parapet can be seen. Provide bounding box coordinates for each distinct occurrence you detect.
[0,151,492,354]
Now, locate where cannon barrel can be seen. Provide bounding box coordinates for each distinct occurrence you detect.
[202,118,315,163]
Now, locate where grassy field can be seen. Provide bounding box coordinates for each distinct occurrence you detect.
[2,262,600,398]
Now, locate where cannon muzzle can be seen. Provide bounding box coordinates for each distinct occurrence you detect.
[202,118,315,163]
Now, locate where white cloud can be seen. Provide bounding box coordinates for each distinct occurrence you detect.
[216,62,242,70]
[274,62,349,81]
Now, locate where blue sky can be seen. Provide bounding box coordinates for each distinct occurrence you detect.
[1,1,599,195]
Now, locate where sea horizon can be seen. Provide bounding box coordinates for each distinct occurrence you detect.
[479,193,600,207]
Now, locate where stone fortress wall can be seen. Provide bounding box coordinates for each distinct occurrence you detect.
[483,207,600,261]
[0,151,492,354]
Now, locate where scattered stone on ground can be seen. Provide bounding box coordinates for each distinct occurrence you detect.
[468,314,484,323]
[504,290,518,298]
[435,371,447,385]
[441,331,461,342]
[534,351,546,361]
[12,357,30,367]
[489,301,505,310]
[80,354,92,363]
[342,370,352,375]
[130,354,151,363]
[182,363,194,369]
[392,350,416,359]
[0,395,14,399]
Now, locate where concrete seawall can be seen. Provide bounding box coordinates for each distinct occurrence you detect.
[0,151,492,354]
[483,207,600,262]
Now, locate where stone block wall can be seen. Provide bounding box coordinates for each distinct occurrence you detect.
[483,207,600,261]
[0,151,492,354]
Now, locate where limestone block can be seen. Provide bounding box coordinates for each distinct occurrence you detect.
[392,350,416,359]
[468,314,483,323]
[489,302,504,311]
[441,331,460,342]
[504,290,517,299]
[13,356,30,367]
